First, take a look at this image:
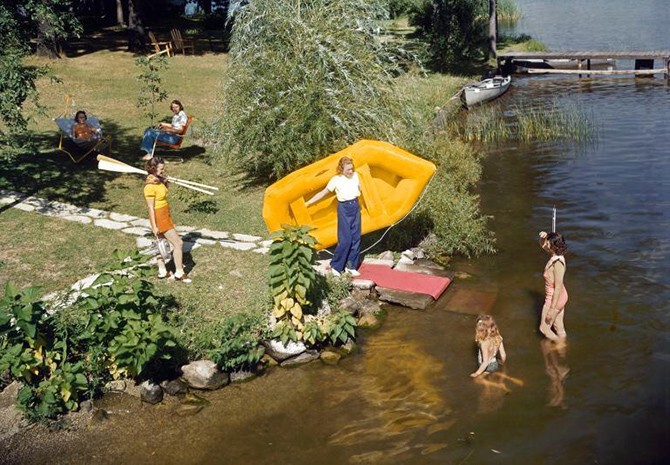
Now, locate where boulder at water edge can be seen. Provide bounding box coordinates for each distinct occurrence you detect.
[181,360,230,390]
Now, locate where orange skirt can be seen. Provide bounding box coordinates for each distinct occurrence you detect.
[155,206,175,234]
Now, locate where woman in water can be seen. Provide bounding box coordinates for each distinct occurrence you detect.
[538,231,568,341]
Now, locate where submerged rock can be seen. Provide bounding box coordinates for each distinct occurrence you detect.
[376,286,435,310]
[320,350,342,365]
[280,350,319,367]
[181,360,230,390]
[230,370,256,383]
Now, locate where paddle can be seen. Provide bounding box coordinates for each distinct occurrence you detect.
[96,155,218,195]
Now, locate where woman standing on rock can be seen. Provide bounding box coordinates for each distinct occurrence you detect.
[305,156,361,277]
[144,157,191,283]
[538,231,568,341]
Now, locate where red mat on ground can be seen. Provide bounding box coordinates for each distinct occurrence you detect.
[357,263,452,300]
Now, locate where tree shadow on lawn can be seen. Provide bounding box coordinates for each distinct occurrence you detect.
[1,120,145,211]
[0,120,212,216]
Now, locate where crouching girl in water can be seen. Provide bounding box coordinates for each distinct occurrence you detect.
[470,315,507,378]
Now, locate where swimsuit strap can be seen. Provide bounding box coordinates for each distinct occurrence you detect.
[545,255,566,271]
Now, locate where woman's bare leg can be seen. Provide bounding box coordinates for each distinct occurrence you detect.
[163,229,185,275]
[540,305,560,341]
[553,308,567,339]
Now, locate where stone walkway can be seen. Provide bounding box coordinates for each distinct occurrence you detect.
[0,189,273,255]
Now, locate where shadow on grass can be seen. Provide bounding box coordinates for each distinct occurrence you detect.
[0,119,206,213]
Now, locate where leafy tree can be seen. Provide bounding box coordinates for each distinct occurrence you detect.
[0,2,80,156]
[410,0,487,71]
[211,0,413,180]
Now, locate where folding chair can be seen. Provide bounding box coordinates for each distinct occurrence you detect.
[148,31,173,57]
[54,96,112,163]
[150,115,194,162]
[170,29,195,55]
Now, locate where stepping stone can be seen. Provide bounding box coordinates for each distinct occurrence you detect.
[260,240,274,248]
[219,241,256,251]
[130,218,151,227]
[175,225,197,233]
[110,212,139,222]
[232,233,262,242]
[94,219,128,230]
[79,208,108,219]
[251,247,269,254]
[62,215,93,224]
[122,227,151,236]
[13,203,35,212]
[193,228,228,239]
[194,237,217,246]
[136,237,154,248]
[442,288,498,315]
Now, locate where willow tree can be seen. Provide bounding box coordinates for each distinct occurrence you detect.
[211,0,411,181]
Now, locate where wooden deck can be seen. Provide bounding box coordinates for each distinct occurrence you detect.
[498,51,670,77]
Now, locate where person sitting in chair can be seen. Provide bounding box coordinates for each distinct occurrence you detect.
[140,99,188,161]
[73,111,101,141]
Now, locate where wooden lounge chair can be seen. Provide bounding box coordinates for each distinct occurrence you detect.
[150,115,194,162]
[170,29,195,55]
[148,31,173,57]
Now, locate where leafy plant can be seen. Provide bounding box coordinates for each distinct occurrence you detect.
[208,313,266,371]
[135,54,170,126]
[325,311,358,345]
[269,225,318,342]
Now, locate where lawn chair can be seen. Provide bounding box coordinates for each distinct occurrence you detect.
[170,28,195,55]
[54,96,112,163]
[148,31,173,57]
[150,115,194,162]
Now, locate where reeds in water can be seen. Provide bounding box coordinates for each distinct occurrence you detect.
[449,100,595,144]
[497,0,522,24]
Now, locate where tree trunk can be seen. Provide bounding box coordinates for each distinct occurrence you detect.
[35,21,62,59]
[488,0,497,59]
[116,0,126,26]
[127,0,147,53]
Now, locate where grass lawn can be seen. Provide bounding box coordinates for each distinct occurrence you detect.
[3,50,266,237]
[0,208,137,294]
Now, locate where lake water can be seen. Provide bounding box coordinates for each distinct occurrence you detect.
[3,1,669,464]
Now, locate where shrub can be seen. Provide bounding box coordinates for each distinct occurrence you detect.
[209,0,412,180]
[207,313,266,371]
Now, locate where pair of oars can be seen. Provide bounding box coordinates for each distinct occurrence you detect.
[96,155,218,195]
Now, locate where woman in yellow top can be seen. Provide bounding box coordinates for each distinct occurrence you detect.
[144,158,191,282]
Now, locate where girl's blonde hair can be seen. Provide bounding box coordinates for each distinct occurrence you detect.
[336,156,354,174]
[474,314,502,346]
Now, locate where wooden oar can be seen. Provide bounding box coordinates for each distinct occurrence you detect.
[97,155,217,195]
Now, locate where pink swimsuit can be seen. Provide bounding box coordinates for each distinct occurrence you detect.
[544,256,568,309]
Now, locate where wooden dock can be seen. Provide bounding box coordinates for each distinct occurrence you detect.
[497,51,670,78]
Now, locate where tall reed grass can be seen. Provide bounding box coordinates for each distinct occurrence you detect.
[448,100,595,144]
[497,0,522,24]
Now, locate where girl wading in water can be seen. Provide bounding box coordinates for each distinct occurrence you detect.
[305,156,361,277]
[471,314,507,377]
[144,157,191,283]
[539,231,568,341]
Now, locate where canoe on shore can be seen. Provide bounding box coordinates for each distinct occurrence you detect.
[262,140,436,249]
[461,75,512,108]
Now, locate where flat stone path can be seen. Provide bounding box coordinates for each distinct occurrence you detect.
[0,189,272,255]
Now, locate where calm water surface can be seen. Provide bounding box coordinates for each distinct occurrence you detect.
[4,1,669,464]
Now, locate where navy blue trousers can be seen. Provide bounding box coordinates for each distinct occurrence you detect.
[331,199,361,272]
[141,128,180,154]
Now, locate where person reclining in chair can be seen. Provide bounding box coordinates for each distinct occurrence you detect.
[73,110,102,141]
[141,99,188,161]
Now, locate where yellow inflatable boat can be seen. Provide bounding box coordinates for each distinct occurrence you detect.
[262,140,436,249]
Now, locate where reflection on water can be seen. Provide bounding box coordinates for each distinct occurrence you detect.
[540,339,569,409]
[328,325,452,463]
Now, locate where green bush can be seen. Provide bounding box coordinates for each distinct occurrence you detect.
[207,313,266,371]
[209,0,411,180]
